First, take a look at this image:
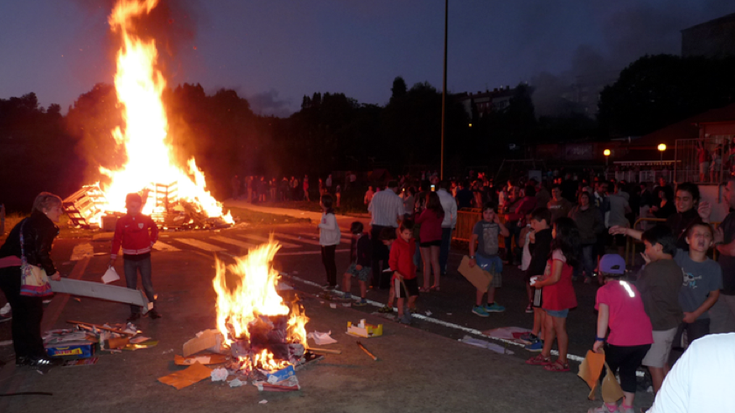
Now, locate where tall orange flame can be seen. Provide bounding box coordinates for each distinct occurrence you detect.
[95,0,232,224]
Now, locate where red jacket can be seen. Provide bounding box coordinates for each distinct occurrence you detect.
[389,236,416,280]
[110,214,159,259]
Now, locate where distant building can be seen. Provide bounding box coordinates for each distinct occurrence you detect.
[455,86,516,119]
[682,12,735,58]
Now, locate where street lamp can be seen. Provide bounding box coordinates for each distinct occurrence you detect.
[658,143,666,161]
[603,149,611,167]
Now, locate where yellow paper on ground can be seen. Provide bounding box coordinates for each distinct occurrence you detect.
[458,255,492,291]
[158,362,212,390]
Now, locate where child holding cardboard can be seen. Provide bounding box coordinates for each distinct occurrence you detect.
[468,202,509,316]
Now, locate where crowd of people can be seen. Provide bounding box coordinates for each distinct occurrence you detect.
[322,172,735,413]
[230,173,358,207]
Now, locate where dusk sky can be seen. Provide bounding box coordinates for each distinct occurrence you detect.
[1,0,733,117]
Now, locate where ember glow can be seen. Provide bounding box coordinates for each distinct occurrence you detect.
[90,0,233,225]
[213,239,309,371]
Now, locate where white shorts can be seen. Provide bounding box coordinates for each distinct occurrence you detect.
[642,327,677,368]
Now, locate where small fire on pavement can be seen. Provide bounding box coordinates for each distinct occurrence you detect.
[213,238,310,375]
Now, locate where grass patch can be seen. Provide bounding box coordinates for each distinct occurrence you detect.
[228,207,311,226]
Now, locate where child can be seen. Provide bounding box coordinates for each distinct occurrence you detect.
[389,220,418,324]
[378,227,398,314]
[612,222,722,344]
[343,222,371,306]
[609,225,682,394]
[518,212,533,272]
[526,217,579,372]
[109,193,160,322]
[589,254,653,413]
[318,194,341,289]
[468,202,510,316]
[415,192,444,292]
[522,208,553,350]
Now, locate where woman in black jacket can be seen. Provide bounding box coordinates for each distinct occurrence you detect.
[0,192,63,367]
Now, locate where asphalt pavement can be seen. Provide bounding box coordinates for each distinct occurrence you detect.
[0,203,656,412]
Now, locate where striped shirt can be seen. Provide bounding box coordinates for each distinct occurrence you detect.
[368,189,405,227]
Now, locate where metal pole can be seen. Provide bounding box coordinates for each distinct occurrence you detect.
[440,0,448,180]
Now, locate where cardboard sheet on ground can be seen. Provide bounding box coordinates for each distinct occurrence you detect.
[158,362,212,390]
[458,256,492,291]
[174,353,229,366]
[183,329,223,357]
[578,350,625,403]
[49,278,149,314]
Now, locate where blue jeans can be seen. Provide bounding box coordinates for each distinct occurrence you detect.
[440,227,453,274]
[576,244,595,278]
[124,256,156,313]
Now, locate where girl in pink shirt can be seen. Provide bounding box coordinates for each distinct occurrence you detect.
[526,217,579,372]
[589,254,653,413]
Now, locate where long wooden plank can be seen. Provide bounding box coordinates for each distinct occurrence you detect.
[49,278,150,313]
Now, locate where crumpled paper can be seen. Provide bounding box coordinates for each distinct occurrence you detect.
[228,378,245,388]
[307,331,337,345]
[211,367,228,382]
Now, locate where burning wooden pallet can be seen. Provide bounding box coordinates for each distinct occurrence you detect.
[62,184,108,228]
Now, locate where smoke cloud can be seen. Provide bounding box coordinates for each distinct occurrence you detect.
[532,1,735,117]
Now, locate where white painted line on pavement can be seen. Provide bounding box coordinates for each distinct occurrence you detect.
[175,238,226,252]
[210,235,258,250]
[153,241,181,252]
[294,232,351,245]
[274,232,323,246]
[280,272,588,364]
[236,234,300,248]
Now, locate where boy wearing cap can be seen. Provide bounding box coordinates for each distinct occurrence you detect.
[589,254,653,413]
[110,193,160,322]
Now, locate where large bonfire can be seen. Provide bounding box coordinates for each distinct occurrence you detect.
[83,0,233,226]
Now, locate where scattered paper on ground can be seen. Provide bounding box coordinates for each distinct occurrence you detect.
[211,367,228,382]
[229,378,245,388]
[158,362,212,390]
[307,331,337,345]
[459,335,514,355]
[482,326,532,343]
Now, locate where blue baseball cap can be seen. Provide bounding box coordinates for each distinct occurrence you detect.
[599,254,626,275]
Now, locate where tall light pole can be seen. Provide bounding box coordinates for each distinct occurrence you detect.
[658,143,666,161]
[440,0,448,180]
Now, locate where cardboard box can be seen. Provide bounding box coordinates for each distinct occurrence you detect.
[346,320,383,338]
[46,342,95,359]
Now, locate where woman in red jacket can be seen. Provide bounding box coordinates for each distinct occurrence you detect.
[415,192,445,292]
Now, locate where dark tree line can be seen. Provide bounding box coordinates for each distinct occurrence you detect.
[4,54,735,211]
